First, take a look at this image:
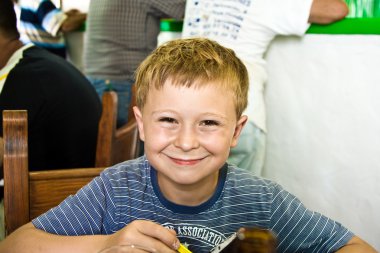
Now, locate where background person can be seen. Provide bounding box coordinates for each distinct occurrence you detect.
[15,0,86,58]
[83,0,185,127]
[182,0,348,175]
[0,0,101,172]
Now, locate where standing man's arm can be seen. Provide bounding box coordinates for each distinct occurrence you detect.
[60,9,87,33]
[309,0,349,24]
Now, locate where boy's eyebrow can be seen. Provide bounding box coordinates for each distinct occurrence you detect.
[150,109,177,116]
[151,110,230,121]
[152,109,226,116]
[200,112,230,120]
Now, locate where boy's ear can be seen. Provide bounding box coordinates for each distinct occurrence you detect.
[231,115,248,147]
[133,106,145,142]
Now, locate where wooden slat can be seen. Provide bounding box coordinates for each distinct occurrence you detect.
[3,110,29,235]
[95,91,117,167]
[95,90,140,167]
[29,167,105,219]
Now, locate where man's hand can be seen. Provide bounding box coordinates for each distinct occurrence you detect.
[309,0,349,24]
[61,9,87,33]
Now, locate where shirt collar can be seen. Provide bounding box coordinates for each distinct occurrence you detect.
[0,43,33,94]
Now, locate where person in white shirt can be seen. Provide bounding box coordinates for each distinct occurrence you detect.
[182,0,348,175]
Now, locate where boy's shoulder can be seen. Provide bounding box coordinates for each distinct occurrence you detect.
[227,163,275,183]
[101,156,150,182]
[225,163,281,195]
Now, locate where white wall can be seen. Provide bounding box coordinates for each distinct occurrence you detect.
[264,34,380,250]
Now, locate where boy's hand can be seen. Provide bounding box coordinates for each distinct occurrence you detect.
[336,236,378,252]
[100,220,180,252]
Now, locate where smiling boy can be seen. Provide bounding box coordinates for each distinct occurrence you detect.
[0,38,377,253]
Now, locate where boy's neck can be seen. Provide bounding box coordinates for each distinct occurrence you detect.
[157,171,219,206]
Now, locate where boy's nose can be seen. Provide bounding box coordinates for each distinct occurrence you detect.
[174,126,199,151]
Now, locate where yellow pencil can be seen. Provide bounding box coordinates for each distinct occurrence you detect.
[178,243,192,253]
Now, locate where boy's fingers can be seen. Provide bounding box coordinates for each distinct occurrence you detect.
[130,220,180,251]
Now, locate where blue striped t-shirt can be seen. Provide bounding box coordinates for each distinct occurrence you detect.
[33,156,353,252]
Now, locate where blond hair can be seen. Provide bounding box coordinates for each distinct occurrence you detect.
[134,38,249,118]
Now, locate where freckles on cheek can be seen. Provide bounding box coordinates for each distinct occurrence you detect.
[147,127,173,144]
[203,137,228,151]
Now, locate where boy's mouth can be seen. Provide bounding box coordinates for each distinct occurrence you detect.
[171,157,203,166]
[166,155,205,166]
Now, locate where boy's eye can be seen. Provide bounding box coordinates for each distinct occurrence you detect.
[201,120,219,126]
[159,117,177,124]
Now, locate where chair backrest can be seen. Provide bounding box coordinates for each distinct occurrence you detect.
[95,90,140,167]
[2,90,140,235]
[2,110,105,236]
[2,110,29,235]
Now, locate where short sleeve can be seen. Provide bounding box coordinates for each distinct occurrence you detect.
[32,171,116,235]
[269,183,354,252]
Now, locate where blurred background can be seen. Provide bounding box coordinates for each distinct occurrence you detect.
[12,0,380,250]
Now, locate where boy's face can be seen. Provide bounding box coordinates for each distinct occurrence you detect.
[134,80,247,201]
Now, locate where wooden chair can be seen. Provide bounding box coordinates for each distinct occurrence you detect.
[2,90,140,235]
[95,90,140,167]
[2,110,105,236]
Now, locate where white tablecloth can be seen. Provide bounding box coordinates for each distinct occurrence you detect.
[264,34,380,250]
